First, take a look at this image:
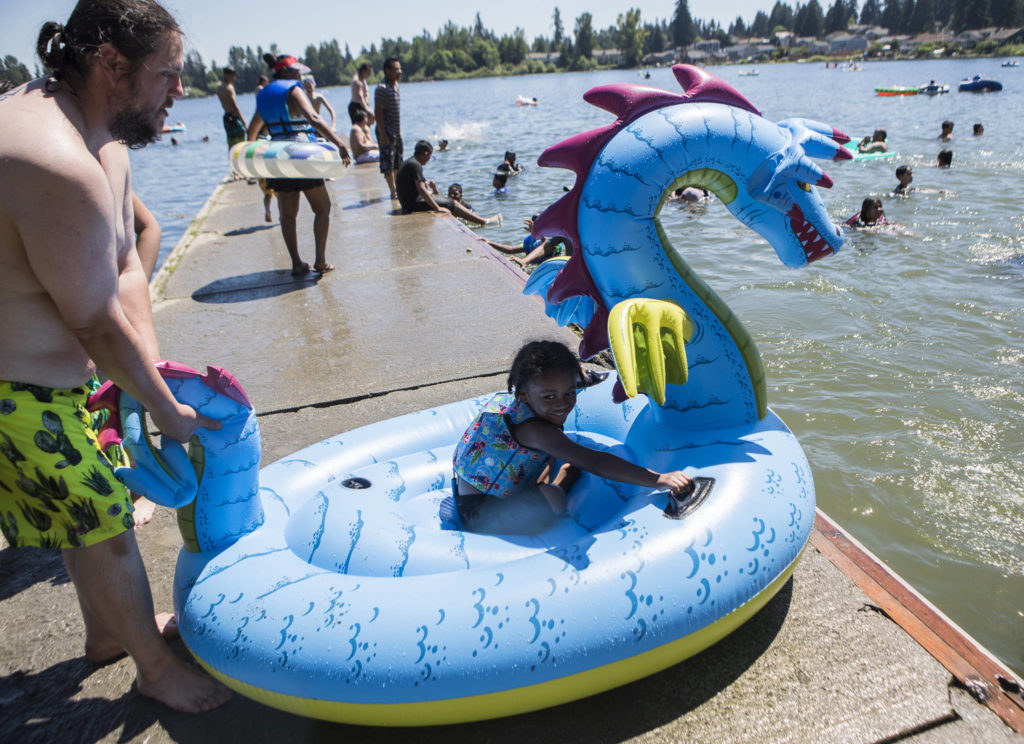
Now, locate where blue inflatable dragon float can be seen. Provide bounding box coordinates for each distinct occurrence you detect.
[94,66,851,726]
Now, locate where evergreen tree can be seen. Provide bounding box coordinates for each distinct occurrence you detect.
[860,0,883,24]
[0,55,31,92]
[795,0,826,35]
[575,12,595,58]
[909,0,936,31]
[730,15,749,36]
[952,0,990,28]
[880,0,902,30]
[898,0,916,31]
[645,23,668,53]
[181,50,208,93]
[990,0,1022,23]
[769,1,797,30]
[553,7,564,49]
[672,0,698,47]
[934,0,954,24]
[825,0,849,31]
[751,10,772,35]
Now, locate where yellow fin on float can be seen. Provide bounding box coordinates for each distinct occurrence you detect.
[608,298,694,406]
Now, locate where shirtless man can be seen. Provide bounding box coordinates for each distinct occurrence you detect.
[216,64,246,152]
[349,109,379,163]
[0,0,229,713]
[349,62,374,126]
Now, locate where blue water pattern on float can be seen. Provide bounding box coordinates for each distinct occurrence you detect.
[172,372,814,711]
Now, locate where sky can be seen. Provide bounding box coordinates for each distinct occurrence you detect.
[1,0,766,72]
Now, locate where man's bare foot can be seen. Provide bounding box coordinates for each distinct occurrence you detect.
[313,262,335,274]
[132,496,156,526]
[85,613,180,663]
[136,655,232,713]
[291,262,311,276]
[264,211,273,223]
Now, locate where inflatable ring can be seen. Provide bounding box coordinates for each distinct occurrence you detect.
[229,139,348,180]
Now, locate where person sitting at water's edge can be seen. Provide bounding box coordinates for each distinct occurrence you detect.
[857,129,887,154]
[845,197,888,227]
[349,109,379,164]
[395,140,500,226]
[484,215,568,268]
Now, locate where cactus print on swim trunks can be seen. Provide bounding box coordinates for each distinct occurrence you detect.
[0,380,133,549]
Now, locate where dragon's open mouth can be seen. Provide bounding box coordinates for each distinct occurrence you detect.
[788,205,834,263]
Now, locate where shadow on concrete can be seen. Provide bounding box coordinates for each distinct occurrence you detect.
[0,658,161,743]
[0,545,69,601]
[341,196,392,210]
[158,581,794,743]
[191,271,320,303]
[224,224,276,237]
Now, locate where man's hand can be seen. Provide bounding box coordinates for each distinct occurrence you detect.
[434,207,451,216]
[151,402,222,443]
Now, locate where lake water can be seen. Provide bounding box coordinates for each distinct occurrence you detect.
[131,59,1023,677]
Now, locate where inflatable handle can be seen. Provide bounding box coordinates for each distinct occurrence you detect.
[523,257,597,328]
[87,362,263,552]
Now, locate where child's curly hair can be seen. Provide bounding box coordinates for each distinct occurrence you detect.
[507,341,583,394]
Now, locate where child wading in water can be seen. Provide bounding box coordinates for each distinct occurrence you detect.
[452,341,694,533]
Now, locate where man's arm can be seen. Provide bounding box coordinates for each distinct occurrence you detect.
[245,111,264,141]
[415,179,446,213]
[14,155,216,441]
[320,97,337,131]
[226,86,245,122]
[131,192,161,280]
[373,88,389,147]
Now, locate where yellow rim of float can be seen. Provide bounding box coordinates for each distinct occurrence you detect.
[186,545,804,726]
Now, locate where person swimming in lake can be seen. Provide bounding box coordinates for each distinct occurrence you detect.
[493,166,510,194]
[858,129,888,153]
[502,150,523,174]
[452,340,693,533]
[845,197,888,227]
[892,165,915,196]
[973,122,984,136]
[938,120,954,141]
[937,148,953,167]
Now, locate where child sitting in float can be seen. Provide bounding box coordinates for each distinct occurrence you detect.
[452,340,693,533]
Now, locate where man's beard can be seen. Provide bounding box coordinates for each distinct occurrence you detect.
[109,77,162,150]
[110,104,160,150]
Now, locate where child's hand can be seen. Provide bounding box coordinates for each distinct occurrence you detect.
[656,471,693,496]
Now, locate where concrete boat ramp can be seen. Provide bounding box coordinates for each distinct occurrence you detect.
[1,166,1021,743]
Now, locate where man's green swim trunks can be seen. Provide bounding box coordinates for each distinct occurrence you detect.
[0,380,134,549]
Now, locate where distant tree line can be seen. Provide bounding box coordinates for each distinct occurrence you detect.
[2,0,1021,95]
[0,55,33,93]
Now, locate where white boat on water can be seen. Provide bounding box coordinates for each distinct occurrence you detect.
[738,69,759,77]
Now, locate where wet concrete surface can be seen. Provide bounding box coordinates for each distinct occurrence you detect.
[2,167,1020,743]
